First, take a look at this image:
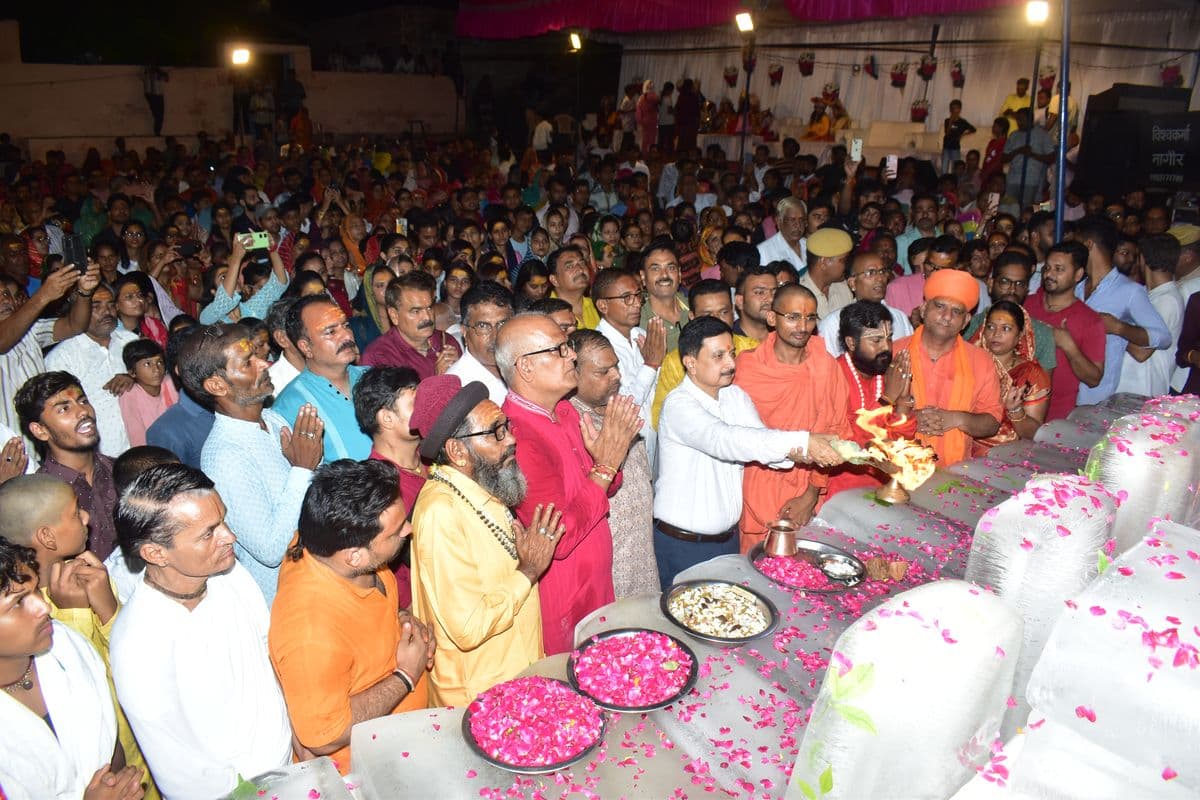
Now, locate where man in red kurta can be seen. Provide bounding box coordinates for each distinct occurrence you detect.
[893,270,1003,467]
[736,284,853,552]
[498,315,643,654]
[827,300,919,497]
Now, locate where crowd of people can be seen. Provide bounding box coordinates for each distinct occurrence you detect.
[1,72,1199,798]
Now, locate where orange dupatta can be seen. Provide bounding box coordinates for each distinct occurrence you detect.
[906,326,975,465]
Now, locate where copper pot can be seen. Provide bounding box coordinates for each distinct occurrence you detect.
[763,519,799,557]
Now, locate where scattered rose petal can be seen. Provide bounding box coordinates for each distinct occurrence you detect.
[1163,766,1178,781]
[1074,705,1097,723]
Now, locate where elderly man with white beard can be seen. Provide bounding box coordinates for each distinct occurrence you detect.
[408,375,563,706]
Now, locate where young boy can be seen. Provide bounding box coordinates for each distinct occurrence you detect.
[941,100,977,176]
[0,474,159,799]
[119,338,178,447]
[352,365,425,609]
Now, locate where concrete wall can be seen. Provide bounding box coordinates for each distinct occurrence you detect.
[0,25,460,162]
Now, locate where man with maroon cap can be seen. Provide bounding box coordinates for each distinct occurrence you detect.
[408,374,564,706]
[893,268,1003,466]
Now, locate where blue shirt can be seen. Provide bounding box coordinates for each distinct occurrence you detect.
[145,392,215,469]
[270,366,372,462]
[199,273,287,324]
[201,411,312,605]
[1075,268,1171,405]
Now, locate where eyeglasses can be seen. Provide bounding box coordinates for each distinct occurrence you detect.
[465,318,510,335]
[123,231,146,239]
[772,311,820,325]
[458,419,511,442]
[598,291,645,306]
[852,268,890,280]
[994,276,1029,289]
[521,341,574,359]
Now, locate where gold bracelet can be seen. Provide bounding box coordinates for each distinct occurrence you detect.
[589,463,617,482]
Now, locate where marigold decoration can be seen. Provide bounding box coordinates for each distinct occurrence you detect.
[918,54,938,81]
[768,63,784,86]
[1038,65,1056,92]
[798,51,816,77]
[910,99,930,123]
[724,66,738,87]
[864,55,878,79]
[890,62,909,89]
[1161,60,1183,88]
[950,59,965,89]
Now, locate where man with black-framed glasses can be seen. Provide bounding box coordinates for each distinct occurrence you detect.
[408,374,563,705]
[446,282,514,405]
[594,268,666,469]
[818,251,914,356]
[497,313,643,655]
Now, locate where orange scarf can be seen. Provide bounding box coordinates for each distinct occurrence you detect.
[907,327,975,465]
[340,215,369,276]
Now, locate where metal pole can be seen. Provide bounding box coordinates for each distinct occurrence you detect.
[738,37,755,168]
[1054,0,1071,240]
[1017,36,1042,212]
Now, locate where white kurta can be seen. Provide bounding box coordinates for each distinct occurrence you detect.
[45,330,137,458]
[757,231,807,274]
[597,319,660,470]
[0,622,117,800]
[110,562,292,799]
[446,348,509,406]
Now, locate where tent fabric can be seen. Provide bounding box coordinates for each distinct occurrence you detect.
[615,9,1200,143]
[456,0,1021,39]
[455,0,744,39]
[783,0,1022,23]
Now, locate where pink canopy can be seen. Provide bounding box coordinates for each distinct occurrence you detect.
[456,0,1022,38]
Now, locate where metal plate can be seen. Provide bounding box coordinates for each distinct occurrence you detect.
[660,579,780,645]
[747,540,866,592]
[567,627,700,713]
[461,678,608,775]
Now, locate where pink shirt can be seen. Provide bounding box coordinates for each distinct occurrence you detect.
[118,381,179,447]
[504,393,618,655]
[885,272,927,317]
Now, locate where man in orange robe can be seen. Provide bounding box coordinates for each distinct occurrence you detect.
[736,284,853,552]
[892,269,1003,467]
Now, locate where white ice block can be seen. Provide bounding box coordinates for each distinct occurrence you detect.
[788,580,1022,800]
[964,474,1116,737]
[1023,521,1200,795]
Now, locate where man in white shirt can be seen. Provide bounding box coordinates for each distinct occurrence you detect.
[594,268,666,468]
[266,296,303,394]
[1118,234,1184,397]
[819,251,913,355]
[45,284,137,458]
[757,196,808,275]
[535,176,580,239]
[110,464,292,799]
[447,282,514,405]
[653,316,844,585]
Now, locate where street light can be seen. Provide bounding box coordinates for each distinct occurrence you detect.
[569,32,582,52]
[1025,0,1050,25]
[230,47,251,66]
[1016,1,1049,212]
[735,12,755,168]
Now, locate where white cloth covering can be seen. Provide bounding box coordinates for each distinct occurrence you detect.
[110,562,292,800]
[0,622,117,800]
[655,376,807,535]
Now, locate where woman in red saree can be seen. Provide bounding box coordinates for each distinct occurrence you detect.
[971,299,1051,450]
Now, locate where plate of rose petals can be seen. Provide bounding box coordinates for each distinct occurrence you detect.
[748,540,865,592]
[567,628,699,713]
[462,676,607,774]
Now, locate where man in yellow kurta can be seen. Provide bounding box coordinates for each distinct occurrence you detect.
[652,279,759,428]
[408,375,562,706]
[0,474,159,799]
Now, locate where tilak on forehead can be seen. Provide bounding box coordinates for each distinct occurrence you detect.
[860,322,892,339]
[315,307,346,328]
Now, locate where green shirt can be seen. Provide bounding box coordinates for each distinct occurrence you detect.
[640,294,690,353]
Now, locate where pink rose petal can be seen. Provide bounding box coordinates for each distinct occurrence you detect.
[1163,766,1178,781]
[1074,705,1097,723]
